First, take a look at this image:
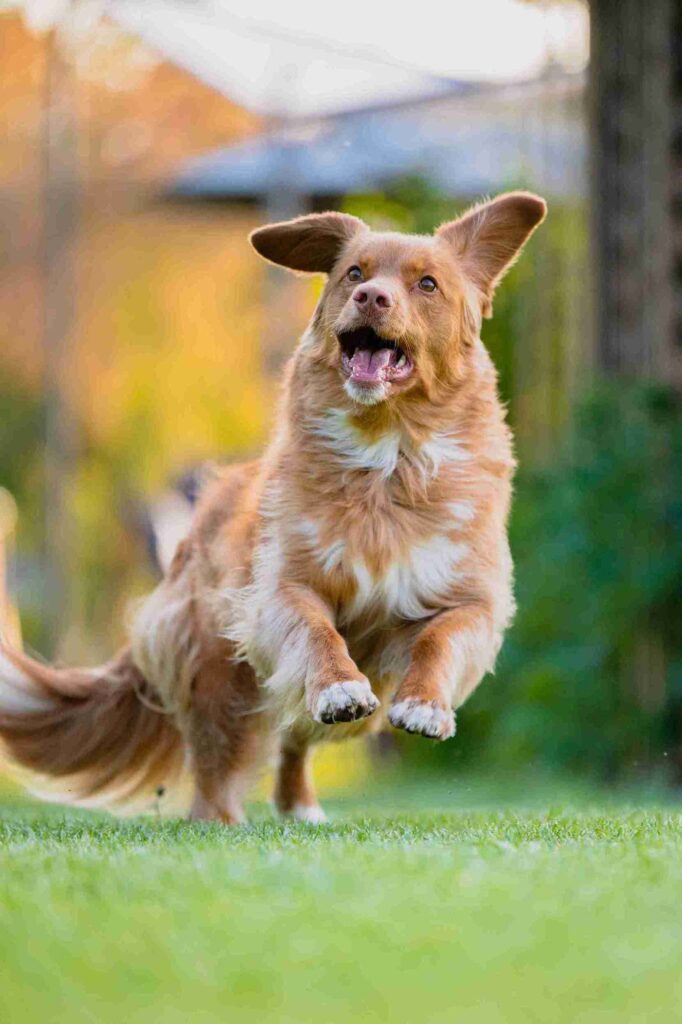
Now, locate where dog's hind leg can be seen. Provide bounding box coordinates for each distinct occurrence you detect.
[273,740,326,824]
[187,652,271,825]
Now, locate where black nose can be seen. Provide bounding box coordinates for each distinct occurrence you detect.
[352,284,392,310]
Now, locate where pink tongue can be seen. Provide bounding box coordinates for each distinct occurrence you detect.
[350,347,394,383]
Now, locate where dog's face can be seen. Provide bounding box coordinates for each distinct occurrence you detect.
[323,231,477,405]
[250,192,546,407]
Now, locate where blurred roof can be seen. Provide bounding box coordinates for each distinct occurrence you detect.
[170,72,586,202]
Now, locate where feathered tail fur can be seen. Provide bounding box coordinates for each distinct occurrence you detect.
[0,643,183,806]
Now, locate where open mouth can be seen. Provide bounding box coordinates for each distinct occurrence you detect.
[337,326,413,386]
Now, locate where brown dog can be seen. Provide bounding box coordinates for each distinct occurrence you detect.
[0,192,546,822]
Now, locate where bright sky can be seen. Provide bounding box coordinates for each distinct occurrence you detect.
[211,0,589,80]
[10,0,590,117]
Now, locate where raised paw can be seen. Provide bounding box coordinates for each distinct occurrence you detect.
[314,680,380,725]
[388,698,456,741]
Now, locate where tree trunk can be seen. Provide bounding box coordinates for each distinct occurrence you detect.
[589,0,680,386]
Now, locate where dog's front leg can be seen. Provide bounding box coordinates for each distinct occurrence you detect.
[266,583,379,725]
[389,602,497,740]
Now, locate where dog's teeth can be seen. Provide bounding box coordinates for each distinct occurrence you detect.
[396,354,406,368]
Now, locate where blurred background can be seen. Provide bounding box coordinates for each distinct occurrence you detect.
[0,0,680,792]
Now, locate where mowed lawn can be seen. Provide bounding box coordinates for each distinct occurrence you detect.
[1,776,681,1024]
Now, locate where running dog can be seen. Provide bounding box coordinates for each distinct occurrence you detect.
[0,192,546,822]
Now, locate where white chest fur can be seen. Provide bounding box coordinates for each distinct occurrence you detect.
[347,534,468,621]
[294,410,478,623]
[293,512,470,624]
[310,407,472,479]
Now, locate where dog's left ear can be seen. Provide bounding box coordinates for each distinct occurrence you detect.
[437,192,547,317]
[249,212,367,274]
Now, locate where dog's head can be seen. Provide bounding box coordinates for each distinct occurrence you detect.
[250,193,546,407]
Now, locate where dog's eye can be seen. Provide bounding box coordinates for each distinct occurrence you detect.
[419,275,437,293]
[347,266,363,282]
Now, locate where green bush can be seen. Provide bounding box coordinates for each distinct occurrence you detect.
[412,383,682,781]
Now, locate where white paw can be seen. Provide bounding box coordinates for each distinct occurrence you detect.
[388,699,456,741]
[291,804,328,824]
[314,679,380,725]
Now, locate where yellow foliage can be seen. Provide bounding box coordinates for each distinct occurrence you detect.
[72,206,273,487]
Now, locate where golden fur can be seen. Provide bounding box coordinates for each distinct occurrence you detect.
[0,192,546,822]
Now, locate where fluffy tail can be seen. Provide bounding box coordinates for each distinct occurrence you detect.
[0,643,184,807]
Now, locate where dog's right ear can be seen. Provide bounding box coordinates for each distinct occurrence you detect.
[249,212,367,274]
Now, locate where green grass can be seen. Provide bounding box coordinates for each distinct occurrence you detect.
[1,776,682,1023]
